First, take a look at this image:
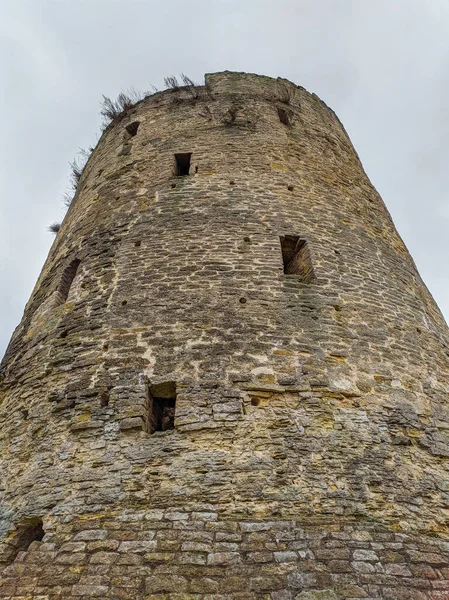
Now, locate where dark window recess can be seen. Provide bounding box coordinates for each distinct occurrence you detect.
[175,153,191,176]
[99,387,111,408]
[278,107,291,126]
[57,258,81,303]
[126,121,140,137]
[280,236,316,282]
[146,381,176,433]
[12,519,45,559]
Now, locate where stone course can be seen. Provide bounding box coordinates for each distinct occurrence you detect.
[0,71,448,598]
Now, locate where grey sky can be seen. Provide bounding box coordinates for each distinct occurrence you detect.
[1,0,449,358]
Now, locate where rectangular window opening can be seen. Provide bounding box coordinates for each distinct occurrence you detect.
[146,381,176,433]
[175,153,191,176]
[5,518,45,564]
[277,107,291,126]
[125,121,140,137]
[280,236,316,283]
[57,258,81,304]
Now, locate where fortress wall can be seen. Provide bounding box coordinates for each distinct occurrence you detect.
[0,71,448,598]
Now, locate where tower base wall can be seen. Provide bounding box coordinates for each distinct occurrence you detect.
[1,510,448,599]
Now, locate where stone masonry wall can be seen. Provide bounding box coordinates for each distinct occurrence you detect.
[0,72,448,598]
[1,512,449,599]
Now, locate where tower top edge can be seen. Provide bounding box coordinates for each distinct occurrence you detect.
[203,70,305,89]
[115,71,327,115]
[98,70,333,138]
[202,70,316,100]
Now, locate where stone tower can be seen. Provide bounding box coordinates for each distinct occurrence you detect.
[0,72,448,599]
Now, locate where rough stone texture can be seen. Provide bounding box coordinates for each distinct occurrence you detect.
[0,71,448,599]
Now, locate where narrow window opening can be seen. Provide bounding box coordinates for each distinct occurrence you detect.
[126,121,140,137]
[280,236,316,282]
[175,153,191,176]
[14,519,45,556]
[58,259,81,304]
[146,381,176,433]
[100,388,110,408]
[278,107,291,126]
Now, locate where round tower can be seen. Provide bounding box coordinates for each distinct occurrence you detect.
[1,72,448,599]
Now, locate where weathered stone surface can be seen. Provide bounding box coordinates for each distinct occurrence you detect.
[295,592,341,600]
[0,71,448,598]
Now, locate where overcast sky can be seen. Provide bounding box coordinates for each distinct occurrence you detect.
[1,0,449,358]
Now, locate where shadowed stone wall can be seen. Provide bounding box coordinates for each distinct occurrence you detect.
[0,71,448,599]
